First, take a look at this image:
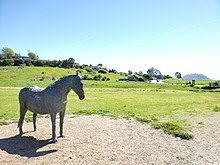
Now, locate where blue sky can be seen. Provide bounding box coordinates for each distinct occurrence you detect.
[0,0,220,79]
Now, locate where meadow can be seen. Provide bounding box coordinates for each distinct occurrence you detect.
[0,66,220,140]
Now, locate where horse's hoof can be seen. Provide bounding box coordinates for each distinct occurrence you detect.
[52,139,57,143]
[59,135,65,138]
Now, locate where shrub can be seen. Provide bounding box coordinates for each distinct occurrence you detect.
[109,69,117,74]
[93,74,102,81]
[32,60,43,66]
[2,59,14,66]
[213,106,220,112]
[138,77,144,82]
[14,59,24,66]
[39,76,45,81]
[82,75,92,80]
[85,67,94,73]
[127,75,136,81]
[98,68,108,74]
[101,76,107,81]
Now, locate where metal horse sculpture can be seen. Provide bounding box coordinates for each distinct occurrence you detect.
[18,74,85,143]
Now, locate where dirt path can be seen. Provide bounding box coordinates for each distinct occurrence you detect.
[0,115,220,165]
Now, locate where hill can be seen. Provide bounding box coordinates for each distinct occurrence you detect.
[182,73,210,80]
[0,66,124,87]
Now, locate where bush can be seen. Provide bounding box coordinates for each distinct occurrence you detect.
[74,63,83,69]
[109,69,117,74]
[85,67,94,73]
[93,74,102,81]
[82,75,92,80]
[32,60,43,66]
[101,76,107,81]
[127,75,136,81]
[14,59,24,66]
[138,77,144,82]
[163,75,173,79]
[39,76,45,81]
[213,106,220,112]
[24,61,32,66]
[2,59,14,66]
[98,68,108,74]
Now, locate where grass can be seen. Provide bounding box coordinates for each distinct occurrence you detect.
[0,66,219,140]
[1,86,220,140]
[0,66,124,87]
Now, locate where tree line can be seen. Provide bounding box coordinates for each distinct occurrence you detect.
[0,47,79,68]
[0,47,179,81]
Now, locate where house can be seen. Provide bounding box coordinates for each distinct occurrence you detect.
[20,56,32,62]
[12,56,32,62]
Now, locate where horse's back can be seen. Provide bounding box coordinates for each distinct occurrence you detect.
[19,86,42,101]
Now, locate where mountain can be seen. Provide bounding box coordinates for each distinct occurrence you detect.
[182,73,210,80]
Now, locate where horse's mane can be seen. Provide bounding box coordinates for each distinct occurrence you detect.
[45,75,76,90]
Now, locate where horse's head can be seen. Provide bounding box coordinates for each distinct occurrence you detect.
[71,75,85,100]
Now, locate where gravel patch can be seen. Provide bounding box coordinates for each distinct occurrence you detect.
[0,115,220,164]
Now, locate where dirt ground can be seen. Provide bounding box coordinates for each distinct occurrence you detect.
[0,115,220,165]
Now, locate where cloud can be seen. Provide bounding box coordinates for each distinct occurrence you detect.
[52,36,96,55]
[140,18,220,40]
[61,36,96,49]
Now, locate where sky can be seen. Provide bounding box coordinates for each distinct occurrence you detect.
[0,0,220,79]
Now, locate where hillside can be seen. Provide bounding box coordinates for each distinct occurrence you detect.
[0,66,124,87]
[182,73,210,80]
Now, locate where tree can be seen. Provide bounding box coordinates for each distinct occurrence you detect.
[14,53,21,57]
[59,58,74,68]
[66,58,75,68]
[143,74,151,80]
[175,72,182,79]
[128,70,133,75]
[138,71,143,76]
[1,47,15,58]
[97,63,103,68]
[28,51,39,60]
[147,67,163,79]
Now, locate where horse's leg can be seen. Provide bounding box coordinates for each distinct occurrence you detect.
[33,113,37,131]
[50,112,57,143]
[18,101,27,135]
[59,110,65,137]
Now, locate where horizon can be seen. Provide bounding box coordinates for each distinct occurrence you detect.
[1,0,220,79]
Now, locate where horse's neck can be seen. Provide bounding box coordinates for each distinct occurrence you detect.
[46,79,72,98]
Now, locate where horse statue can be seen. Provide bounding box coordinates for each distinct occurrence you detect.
[18,74,85,143]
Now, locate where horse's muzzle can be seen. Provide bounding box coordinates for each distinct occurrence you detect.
[79,95,85,100]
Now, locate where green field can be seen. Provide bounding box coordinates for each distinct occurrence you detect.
[0,66,220,140]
